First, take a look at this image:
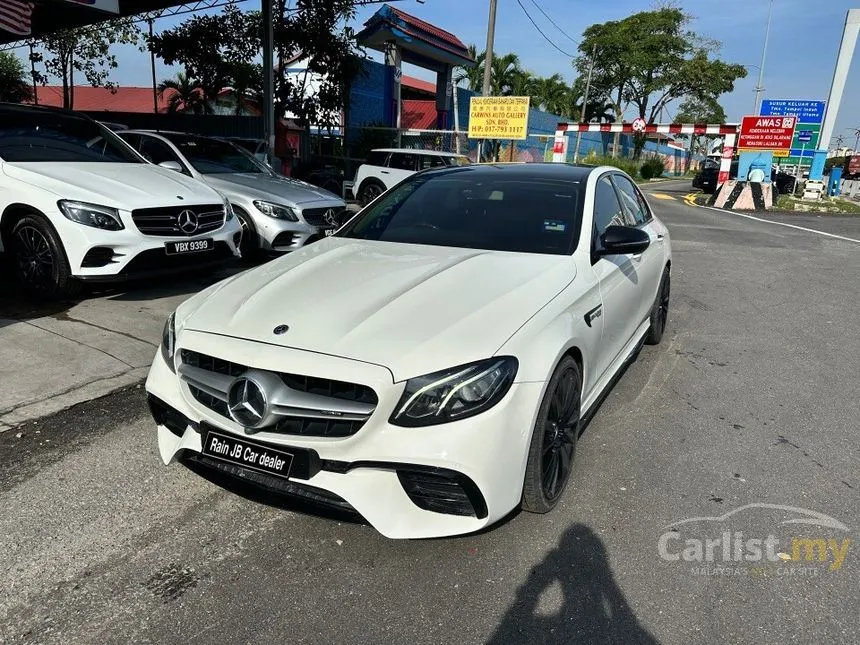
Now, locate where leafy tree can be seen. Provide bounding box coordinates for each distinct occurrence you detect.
[575,8,746,157]
[0,51,32,103]
[157,71,205,114]
[148,6,259,109]
[509,69,537,99]
[32,19,142,109]
[227,61,262,116]
[454,44,483,91]
[674,95,726,154]
[533,74,571,116]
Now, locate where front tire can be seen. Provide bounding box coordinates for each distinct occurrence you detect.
[358,180,385,206]
[233,206,260,263]
[645,267,670,345]
[522,356,581,514]
[9,213,80,299]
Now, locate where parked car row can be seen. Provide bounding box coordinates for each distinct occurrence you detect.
[0,103,348,298]
[692,159,797,195]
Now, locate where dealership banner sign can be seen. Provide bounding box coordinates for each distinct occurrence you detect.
[63,0,119,13]
[468,96,530,140]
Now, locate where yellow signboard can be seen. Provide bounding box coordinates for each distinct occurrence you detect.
[468,96,530,140]
[739,148,790,157]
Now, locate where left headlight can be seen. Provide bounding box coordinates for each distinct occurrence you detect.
[223,197,235,221]
[160,312,176,373]
[253,200,299,221]
[390,357,518,427]
[58,200,124,231]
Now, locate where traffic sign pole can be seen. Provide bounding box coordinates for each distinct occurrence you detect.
[795,142,806,185]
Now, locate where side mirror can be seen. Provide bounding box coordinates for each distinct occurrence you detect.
[598,225,650,256]
[158,160,183,172]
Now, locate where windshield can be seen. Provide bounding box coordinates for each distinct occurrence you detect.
[339,169,582,255]
[165,134,270,174]
[0,108,143,163]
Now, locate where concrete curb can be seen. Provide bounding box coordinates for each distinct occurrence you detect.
[0,367,149,431]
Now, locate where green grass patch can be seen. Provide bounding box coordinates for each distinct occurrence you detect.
[775,193,860,214]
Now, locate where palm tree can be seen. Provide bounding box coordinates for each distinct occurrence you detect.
[157,71,204,114]
[510,69,537,99]
[489,53,521,96]
[533,74,571,116]
[454,44,484,91]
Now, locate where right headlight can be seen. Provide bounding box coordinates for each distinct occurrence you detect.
[390,357,518,427]
[160,312,176,373]
[253,200,299,221]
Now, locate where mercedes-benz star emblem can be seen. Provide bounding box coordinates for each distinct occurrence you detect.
[177,209,199,235]
[323,208,338,227]
[227,377,268,428]
[273,324,289,335]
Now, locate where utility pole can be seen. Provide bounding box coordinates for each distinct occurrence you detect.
[28,41,38,105]
[148,19,158,114]
[262,0,275,167]
[753,0,774,114]
[573,44,596,164]
[478,0,498,162]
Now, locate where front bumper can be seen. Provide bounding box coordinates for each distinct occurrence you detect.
[53,209,242,280]
[145,331,544,539]
[240,201,345,253]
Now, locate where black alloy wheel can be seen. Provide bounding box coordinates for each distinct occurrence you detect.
[14,224,55,291]
[522,356,581,513]
[359,181,384,206]
[645,268,670,345]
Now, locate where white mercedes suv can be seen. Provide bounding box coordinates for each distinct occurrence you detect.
[0,104,241,298]
[146,162,671,539]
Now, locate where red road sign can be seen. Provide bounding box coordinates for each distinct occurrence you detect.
[738,115,797,151]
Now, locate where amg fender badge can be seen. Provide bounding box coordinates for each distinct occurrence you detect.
[584,305,602,328]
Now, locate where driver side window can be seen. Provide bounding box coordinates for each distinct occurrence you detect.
[140,136,185,172]
[592,175,630,258]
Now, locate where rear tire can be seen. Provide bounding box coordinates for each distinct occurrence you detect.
[8,213,80,299]
[645,267,670,345]
[522,356,581,514]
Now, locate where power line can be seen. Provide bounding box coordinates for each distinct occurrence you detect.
[515,0,576,59]
[528,0,578,46]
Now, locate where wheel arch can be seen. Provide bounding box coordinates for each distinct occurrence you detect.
[1,203,51,251]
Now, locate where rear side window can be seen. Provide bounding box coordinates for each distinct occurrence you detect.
[388,153,416,171]
[366,151,389,167]
[420,155,446,170]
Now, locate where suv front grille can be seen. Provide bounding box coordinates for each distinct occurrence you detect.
[301,207,344,228]
[179,349,378,438]
[132,204,224,236]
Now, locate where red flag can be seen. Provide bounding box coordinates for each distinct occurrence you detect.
[0,0,33,36]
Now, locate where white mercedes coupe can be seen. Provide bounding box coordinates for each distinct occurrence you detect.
[145,162,672,539]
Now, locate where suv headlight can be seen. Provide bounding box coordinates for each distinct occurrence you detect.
[253,200,298,221]
[390,357,518,427]
[223,198,235,221]
[160,312,176,373]
[58,200,124,230]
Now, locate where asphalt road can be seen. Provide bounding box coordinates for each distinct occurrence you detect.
[2,180,858,644]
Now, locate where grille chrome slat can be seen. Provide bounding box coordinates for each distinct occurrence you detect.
[132,205,224,237]
[178,349,378,437]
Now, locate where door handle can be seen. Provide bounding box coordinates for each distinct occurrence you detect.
[381,170,390,174]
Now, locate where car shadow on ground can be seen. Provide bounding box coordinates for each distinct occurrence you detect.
[0,257,250,325]
[487,523,659,645]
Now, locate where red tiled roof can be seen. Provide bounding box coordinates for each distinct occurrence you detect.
[402,75,436,94]
[401,99,437,130]
[391,7,468,51]
[34,86,171,113]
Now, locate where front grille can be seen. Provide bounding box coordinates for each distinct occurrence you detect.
[301,207,344,228]
[180,349,378,438]
[132,204,224,236]
[397,469,488,518]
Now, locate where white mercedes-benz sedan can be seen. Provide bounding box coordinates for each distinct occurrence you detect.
[145,163,672,539]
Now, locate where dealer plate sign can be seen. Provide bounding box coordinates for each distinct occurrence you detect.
[738,115,797,152]
[468,96,530,140]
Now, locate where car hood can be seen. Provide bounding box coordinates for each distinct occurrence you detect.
[205,173,343,206]
[3,162,221,208]
[180,237,575,381]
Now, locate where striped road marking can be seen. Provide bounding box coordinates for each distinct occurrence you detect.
[683,193,698,206]
[650,193,676,200]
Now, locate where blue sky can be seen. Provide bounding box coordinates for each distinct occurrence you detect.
[15,0,860,146]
